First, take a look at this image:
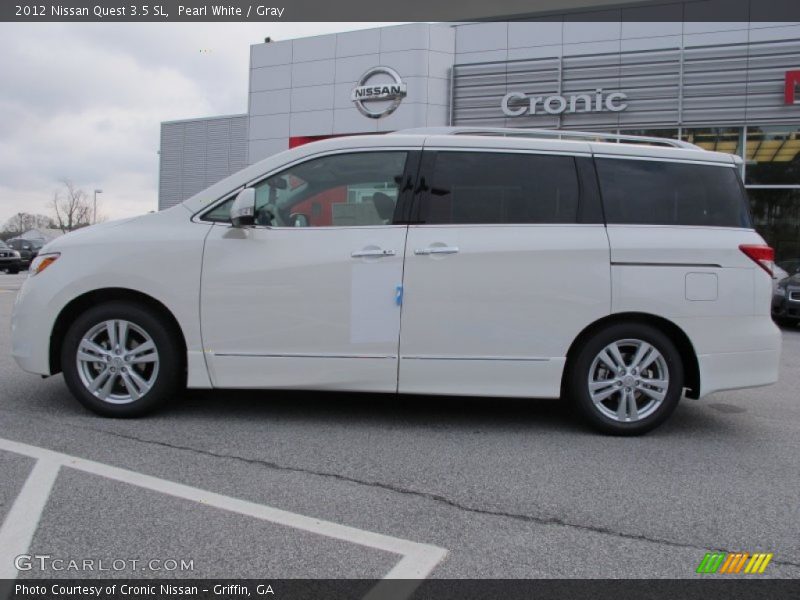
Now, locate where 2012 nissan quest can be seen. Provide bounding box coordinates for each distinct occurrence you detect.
[11,128,781,434]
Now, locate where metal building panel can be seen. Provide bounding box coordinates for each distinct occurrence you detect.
[229,116,249,172]
[158,115,249,210]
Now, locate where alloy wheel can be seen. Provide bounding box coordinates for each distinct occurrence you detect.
[75,319,160,404]
[587,338,669,423]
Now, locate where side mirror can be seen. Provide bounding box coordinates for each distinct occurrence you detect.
[230,188,256,228]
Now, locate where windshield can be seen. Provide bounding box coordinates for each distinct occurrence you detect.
[0,240,9,249]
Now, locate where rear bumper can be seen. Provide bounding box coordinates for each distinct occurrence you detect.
[674,314,782,398]
[697,348,780,398]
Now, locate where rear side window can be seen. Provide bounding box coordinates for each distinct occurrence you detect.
[420,151,580,224]
[595,158,752,228]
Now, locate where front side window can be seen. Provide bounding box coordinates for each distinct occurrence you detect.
[420,152,580,225]
[252,152,407,227]
[202,197,237,222]
[202,151,408,226]
[596,158,752,228]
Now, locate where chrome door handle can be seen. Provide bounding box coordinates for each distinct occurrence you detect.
[351,249,396,258]
[414,246,459,256]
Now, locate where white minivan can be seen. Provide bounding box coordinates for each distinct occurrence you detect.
[11,128,781,434]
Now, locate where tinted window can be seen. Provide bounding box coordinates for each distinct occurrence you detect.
[202,197,235,222]
[420,152,580,225]
[202,152,407,226]
[253,152,407,227]
[596,158,752,228]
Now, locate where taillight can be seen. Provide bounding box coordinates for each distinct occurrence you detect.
[739,244,775,277]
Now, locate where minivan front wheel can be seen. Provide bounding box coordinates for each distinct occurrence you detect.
[568,324,684,435]
[61,301,182,417]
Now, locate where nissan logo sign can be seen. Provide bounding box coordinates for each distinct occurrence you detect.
[351,66,407,119]
[502,89,628,116]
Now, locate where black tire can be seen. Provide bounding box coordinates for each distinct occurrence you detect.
[61,301,183,417]
[567,323,684,436]
[7,266,19,274]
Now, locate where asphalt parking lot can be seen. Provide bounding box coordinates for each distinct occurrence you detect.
[1,270,799,581]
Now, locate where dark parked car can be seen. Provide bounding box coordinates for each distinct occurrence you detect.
[7,238,42,269]
[777,258,800,277]
[773,273,800,327]
[0,240,22,274]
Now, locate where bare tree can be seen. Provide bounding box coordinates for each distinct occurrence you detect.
[50,179,93,232]
[1,212,55,237]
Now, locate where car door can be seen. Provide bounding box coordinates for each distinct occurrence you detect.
[200,148,419,392]
[398,140,611,398]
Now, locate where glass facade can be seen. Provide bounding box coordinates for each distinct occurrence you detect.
[619,129,679,146]
[749,189,800,265]
[682,128,742,156]
[745,126,800,186]
[620,128,679,140]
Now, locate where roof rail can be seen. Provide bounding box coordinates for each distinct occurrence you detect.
[391,127,702,150]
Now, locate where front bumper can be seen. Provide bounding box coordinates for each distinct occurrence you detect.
[0,257,21,270]
[11,276,55,376]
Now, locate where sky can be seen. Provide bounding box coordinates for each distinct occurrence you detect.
[0,22,398,228]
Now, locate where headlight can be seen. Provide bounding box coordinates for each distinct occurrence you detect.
[12,250,20,258]
[29,252,60,276]
[775,287,786,297]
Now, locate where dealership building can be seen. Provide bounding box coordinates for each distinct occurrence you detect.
[159,7,800,261]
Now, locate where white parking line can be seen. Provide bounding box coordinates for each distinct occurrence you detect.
[0,458,60,578]
[0,437,447,598]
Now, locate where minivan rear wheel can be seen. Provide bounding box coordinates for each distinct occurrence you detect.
[61,301,182,417]
[568,323,684,435]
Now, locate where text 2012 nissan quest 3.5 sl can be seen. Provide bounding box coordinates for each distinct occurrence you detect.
[11,128,781,435]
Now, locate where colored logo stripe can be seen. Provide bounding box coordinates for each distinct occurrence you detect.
[719,553,748,573]
[697,552,773,574]
[745,553,773,574]
[697,553,725,573]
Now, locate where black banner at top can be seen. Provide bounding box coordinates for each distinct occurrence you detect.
[2,0,800,22]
